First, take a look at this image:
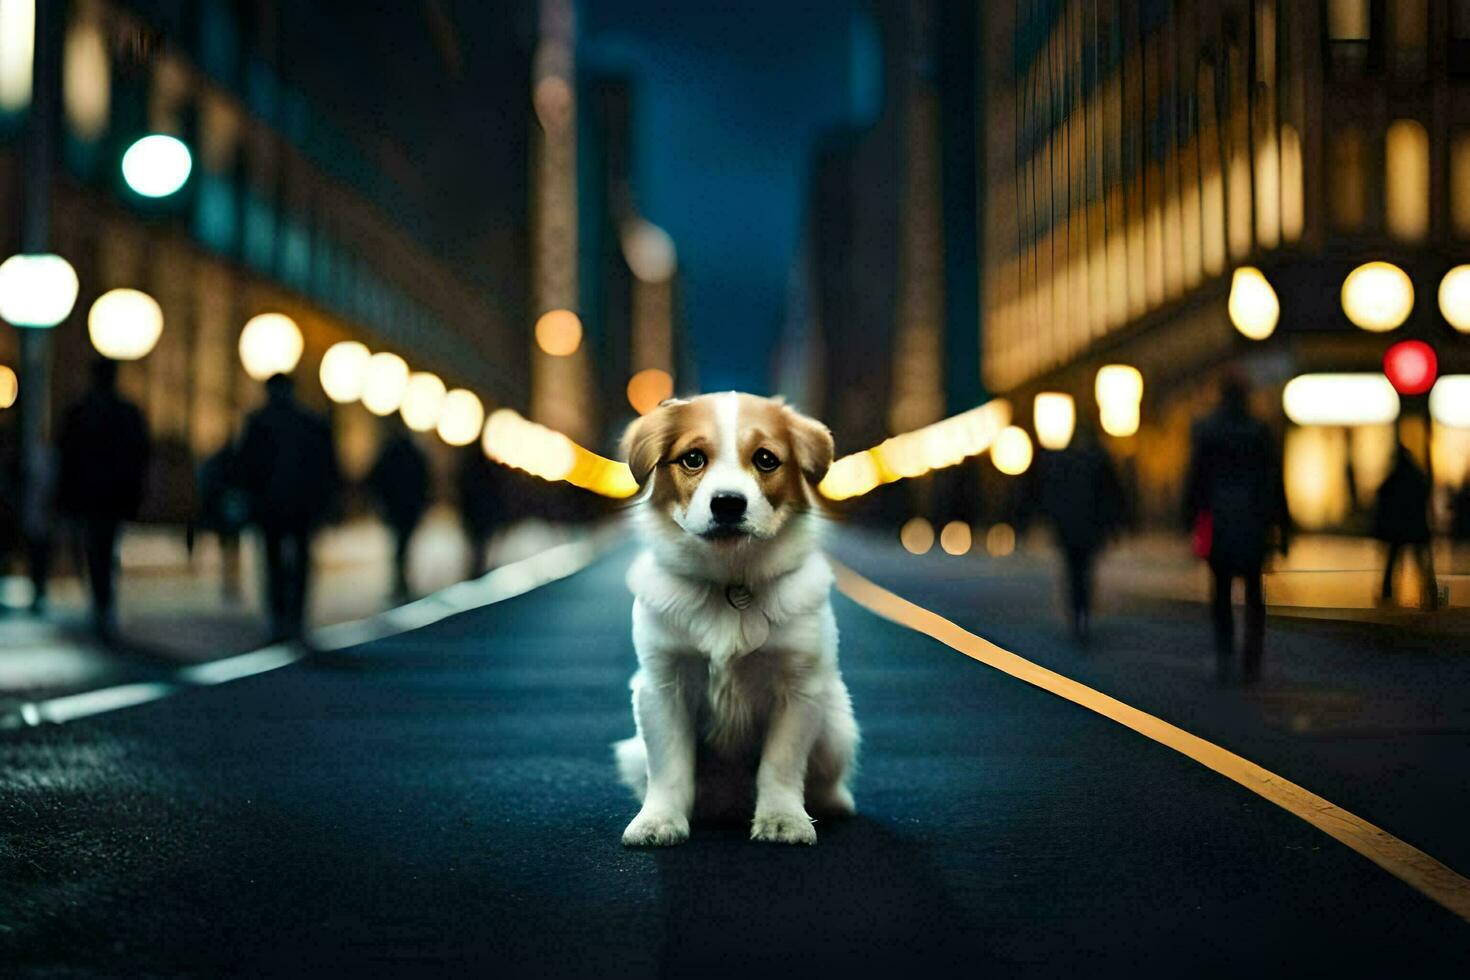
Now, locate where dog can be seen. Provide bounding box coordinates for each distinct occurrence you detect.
[613,392,859,846]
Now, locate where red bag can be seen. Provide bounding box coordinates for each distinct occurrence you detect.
[1191,511,1213,560]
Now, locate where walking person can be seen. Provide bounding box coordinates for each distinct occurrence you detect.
[366,426,429,602]
[55,358,151,643]
[1024,422,1125,642]
[456,446,505,579]
[1373,444,1435,607]
[198,442,250,602]
[1183,375,1290,684]
[238,373,341,644]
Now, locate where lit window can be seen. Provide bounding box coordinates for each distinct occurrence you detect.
[1452,132,1470,238]
[1385,119,1430,242]
[63,13,109,140]
[1280,125,1304,242]
[1328,0,1371,40]
[0,0,34,112]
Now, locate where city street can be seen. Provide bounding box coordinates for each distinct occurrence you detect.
[3,528,1467,976]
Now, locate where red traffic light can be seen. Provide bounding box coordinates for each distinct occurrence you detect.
[1383,340,1437,395]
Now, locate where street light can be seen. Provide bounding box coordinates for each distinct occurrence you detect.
[1033,392,1075,450]
[621,220,677,283]
[0,364,16,409]
[0,252,78,327]
[437,389,485,446]
[238,313,304,380]
[1341,261,1413,332]
[534,309,582,356]
[1227,266,1278,340]
[1429,376,1470,428]
[121,134,192,198]
[1438,265,1470,334]
[400,371,446,432]
[1095,364,1144,437]
[319,340,370,403]
[1282,374,1400,426]
[361,352,410,416]
[626,368,673,416]
[88,288,163,360]
[991,425,1033,475]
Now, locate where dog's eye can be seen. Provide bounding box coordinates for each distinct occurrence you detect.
[679,450,707,471]
[753,448,781,472]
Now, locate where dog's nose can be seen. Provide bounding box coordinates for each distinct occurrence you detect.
[710,492,747,525]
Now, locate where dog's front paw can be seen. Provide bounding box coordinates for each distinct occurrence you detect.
[750,810,817,845]
[622,808,690,847]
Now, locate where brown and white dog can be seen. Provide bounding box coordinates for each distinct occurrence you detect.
[614,392,859,845]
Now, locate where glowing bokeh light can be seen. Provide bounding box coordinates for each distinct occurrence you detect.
[1341,261,1414,332]
[535,309,582,356]
[818,399,1011,500]
[1429,376,1470,428]
[121,134,193,198]
[900,517,935,555]
[361,352,410,416]
[0,0,34,112]
[621,220,677,283]
[1282,374,1400,426]
[0,364,16,409]
[0,253,79,327]
[985,523,1017,558]
[991,426,1034,475]
[1095,364,1144,437]
[626,368,674,416]
[238,313,304,380]
[1383,340,1437,396]
[940,521,973,556]
[436,388,485,446]
[1438,265,1470,334]
[88,288,163,360]
[1228,266,1279,340]
[1033,393,1076,450]
[399,371,447,432]
[319,341,371,404]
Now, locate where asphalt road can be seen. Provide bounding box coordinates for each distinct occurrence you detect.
[3,537,1467,976]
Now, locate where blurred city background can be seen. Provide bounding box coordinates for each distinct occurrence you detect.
[2,1,1470,971]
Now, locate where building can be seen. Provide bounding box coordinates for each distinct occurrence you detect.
[980,0,1470,535]
[0,0,534,520]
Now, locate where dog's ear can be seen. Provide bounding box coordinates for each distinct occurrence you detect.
[784,406,835,485]
[621,400,684,486]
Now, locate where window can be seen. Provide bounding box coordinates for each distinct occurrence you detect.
[1327,0,1377,74]
[1329,127,1367,232]
[63,12,109,140]
[1451,132,1470,238]
[0,0,34,113]
[1385,119,1430,242]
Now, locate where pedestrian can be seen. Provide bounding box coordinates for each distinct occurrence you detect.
[1372,443,1435,607]
[366,426,429,601]
[55,358,151,643]
[1183,374,1289,684]
[1451,470,1470,569]
[1023,421,1125,642]
[238,373,341,644]
[455,445,505,579]
[197,442,250,602]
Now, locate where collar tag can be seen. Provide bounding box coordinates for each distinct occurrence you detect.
[725,584,754,610]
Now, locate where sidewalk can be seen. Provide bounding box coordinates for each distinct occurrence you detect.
[0,508,584,708]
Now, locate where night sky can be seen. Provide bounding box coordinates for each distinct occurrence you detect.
[580,0,881,394]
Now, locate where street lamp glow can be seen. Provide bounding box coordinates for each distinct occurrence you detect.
[626,368,674,416]
[900,517,935,555]
[319,341,370,403]
[621,220,677,283]
[238,313,304,380]
[939,521,972,556]
[1341,261,1413,332]
[1228,266,1279,340]
[436,388,484,446]
[534,309,582,356]
[121,134,193,198]
[0,364,16,409]
[88,288,163,360]
[1033,392,1075,450]
[1282,374,1400,426]
[361,352,410,416]
[399,371,447,432]
[1429,376,1470,428]
[1095,364,1144,437]
[991,425,1034,475]
[1438,265,1470,334]
[0,253,79,327]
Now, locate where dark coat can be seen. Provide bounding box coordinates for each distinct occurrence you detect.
[238,397,341,531]
[367,434,430,531]
[1183,405,1289,572]
[456,447,505,538]
[56,389,151,521]
[1027,443,1125,555]
[1372,453,1431,544]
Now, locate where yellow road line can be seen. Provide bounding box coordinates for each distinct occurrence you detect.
[833,562,1470,925]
